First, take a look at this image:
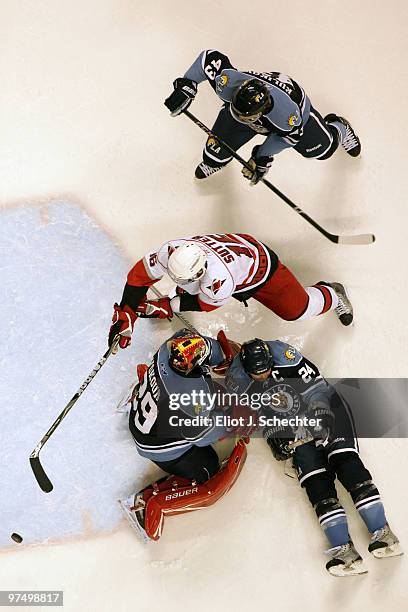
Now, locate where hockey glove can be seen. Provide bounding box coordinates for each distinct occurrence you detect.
[242,145,273,185]
[307,400,335,442]
[264,425,295,461]
[109,303,137,349]
[164,78,198,117]
[136,297,173,320]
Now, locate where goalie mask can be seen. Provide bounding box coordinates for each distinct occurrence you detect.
[169,334,209,375]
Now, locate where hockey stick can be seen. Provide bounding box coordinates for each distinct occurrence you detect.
[29,335,120,493]
[183,110,375,246]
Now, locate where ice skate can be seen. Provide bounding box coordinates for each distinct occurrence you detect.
[195,162,223,179]
[368,524,403,559]
[320,281,353,326]
[325,113,361,157]
[118,492,150,542]
[325,541,367,577]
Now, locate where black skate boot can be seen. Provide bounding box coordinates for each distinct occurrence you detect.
[325,113,361,157]
[195,162,223,179]
[319,281,353,326]
[325,541,367,577]
[368,523,403,558]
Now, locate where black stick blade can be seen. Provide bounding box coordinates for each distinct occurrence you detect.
[29,456,53,493]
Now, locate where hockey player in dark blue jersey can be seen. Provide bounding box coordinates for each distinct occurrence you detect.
[118,329,248,541]
[226,338,402,576]
[164,49,361,181]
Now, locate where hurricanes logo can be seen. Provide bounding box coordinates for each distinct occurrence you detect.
[285,348,296,360]
[288,113,299,126]
[207,278,225,294]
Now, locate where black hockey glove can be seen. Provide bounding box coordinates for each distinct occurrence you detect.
[307,400,335,442]
[263,425,295,461]
[242,145,273,185]
[164,78,198,117]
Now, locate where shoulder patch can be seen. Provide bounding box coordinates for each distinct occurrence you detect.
[284,347,297,360]
[288,112,300,127]
[216,73,229,94]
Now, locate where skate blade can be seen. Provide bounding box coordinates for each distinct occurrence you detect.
[371,543,404,559]
[328,560,368,577]
[118,499,150,543]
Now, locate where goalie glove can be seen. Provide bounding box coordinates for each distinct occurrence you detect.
[212,330,242,375]
[164,78,198,117]
[263,425,295,461]
[242,145,273,185]
[109,303,137,349]
[136,297,173,320]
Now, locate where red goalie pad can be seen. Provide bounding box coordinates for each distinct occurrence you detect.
[144,440,248,540]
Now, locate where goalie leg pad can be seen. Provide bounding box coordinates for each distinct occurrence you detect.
[145,440,247,540]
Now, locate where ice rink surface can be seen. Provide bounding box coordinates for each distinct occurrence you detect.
[1,1,407,610]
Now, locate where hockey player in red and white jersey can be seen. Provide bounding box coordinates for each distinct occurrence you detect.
[108,233,353,349]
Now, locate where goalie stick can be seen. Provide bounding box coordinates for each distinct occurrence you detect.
[29,335,120,492]
[183,110,375,246]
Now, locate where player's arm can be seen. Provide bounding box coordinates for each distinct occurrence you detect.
[289,350,336,440]
[164,50,235,116]
[108,249,166,349]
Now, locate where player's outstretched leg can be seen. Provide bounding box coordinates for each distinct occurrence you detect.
[292,443,367,576]
[325,114,361,157]
[330,450,403,560]
[252,262,353,326]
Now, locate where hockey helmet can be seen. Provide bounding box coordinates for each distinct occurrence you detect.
[169,333,209,375]
[230,79,273,124]
[240,339,273,376]
[167,242,207,285]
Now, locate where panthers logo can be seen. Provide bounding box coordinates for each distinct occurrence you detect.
[267,383,301,417]
[216,73,229,94]
[288,113,300,127]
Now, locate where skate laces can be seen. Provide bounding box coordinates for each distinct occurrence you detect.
[335,297,349,316]
[325,543,349,557]
[199,163,222,177]
[342,126,358,151]
[371,524,392,543]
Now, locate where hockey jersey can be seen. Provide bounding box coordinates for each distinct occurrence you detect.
[225,340,333,417]
[129,331,228,461]
[127,233,278,311]
[184,49,311,157]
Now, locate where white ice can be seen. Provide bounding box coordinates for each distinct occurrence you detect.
[0,1,407,611]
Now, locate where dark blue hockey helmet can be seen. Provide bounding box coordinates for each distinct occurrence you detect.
[230,79,273,124]
[240,339,273,375]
